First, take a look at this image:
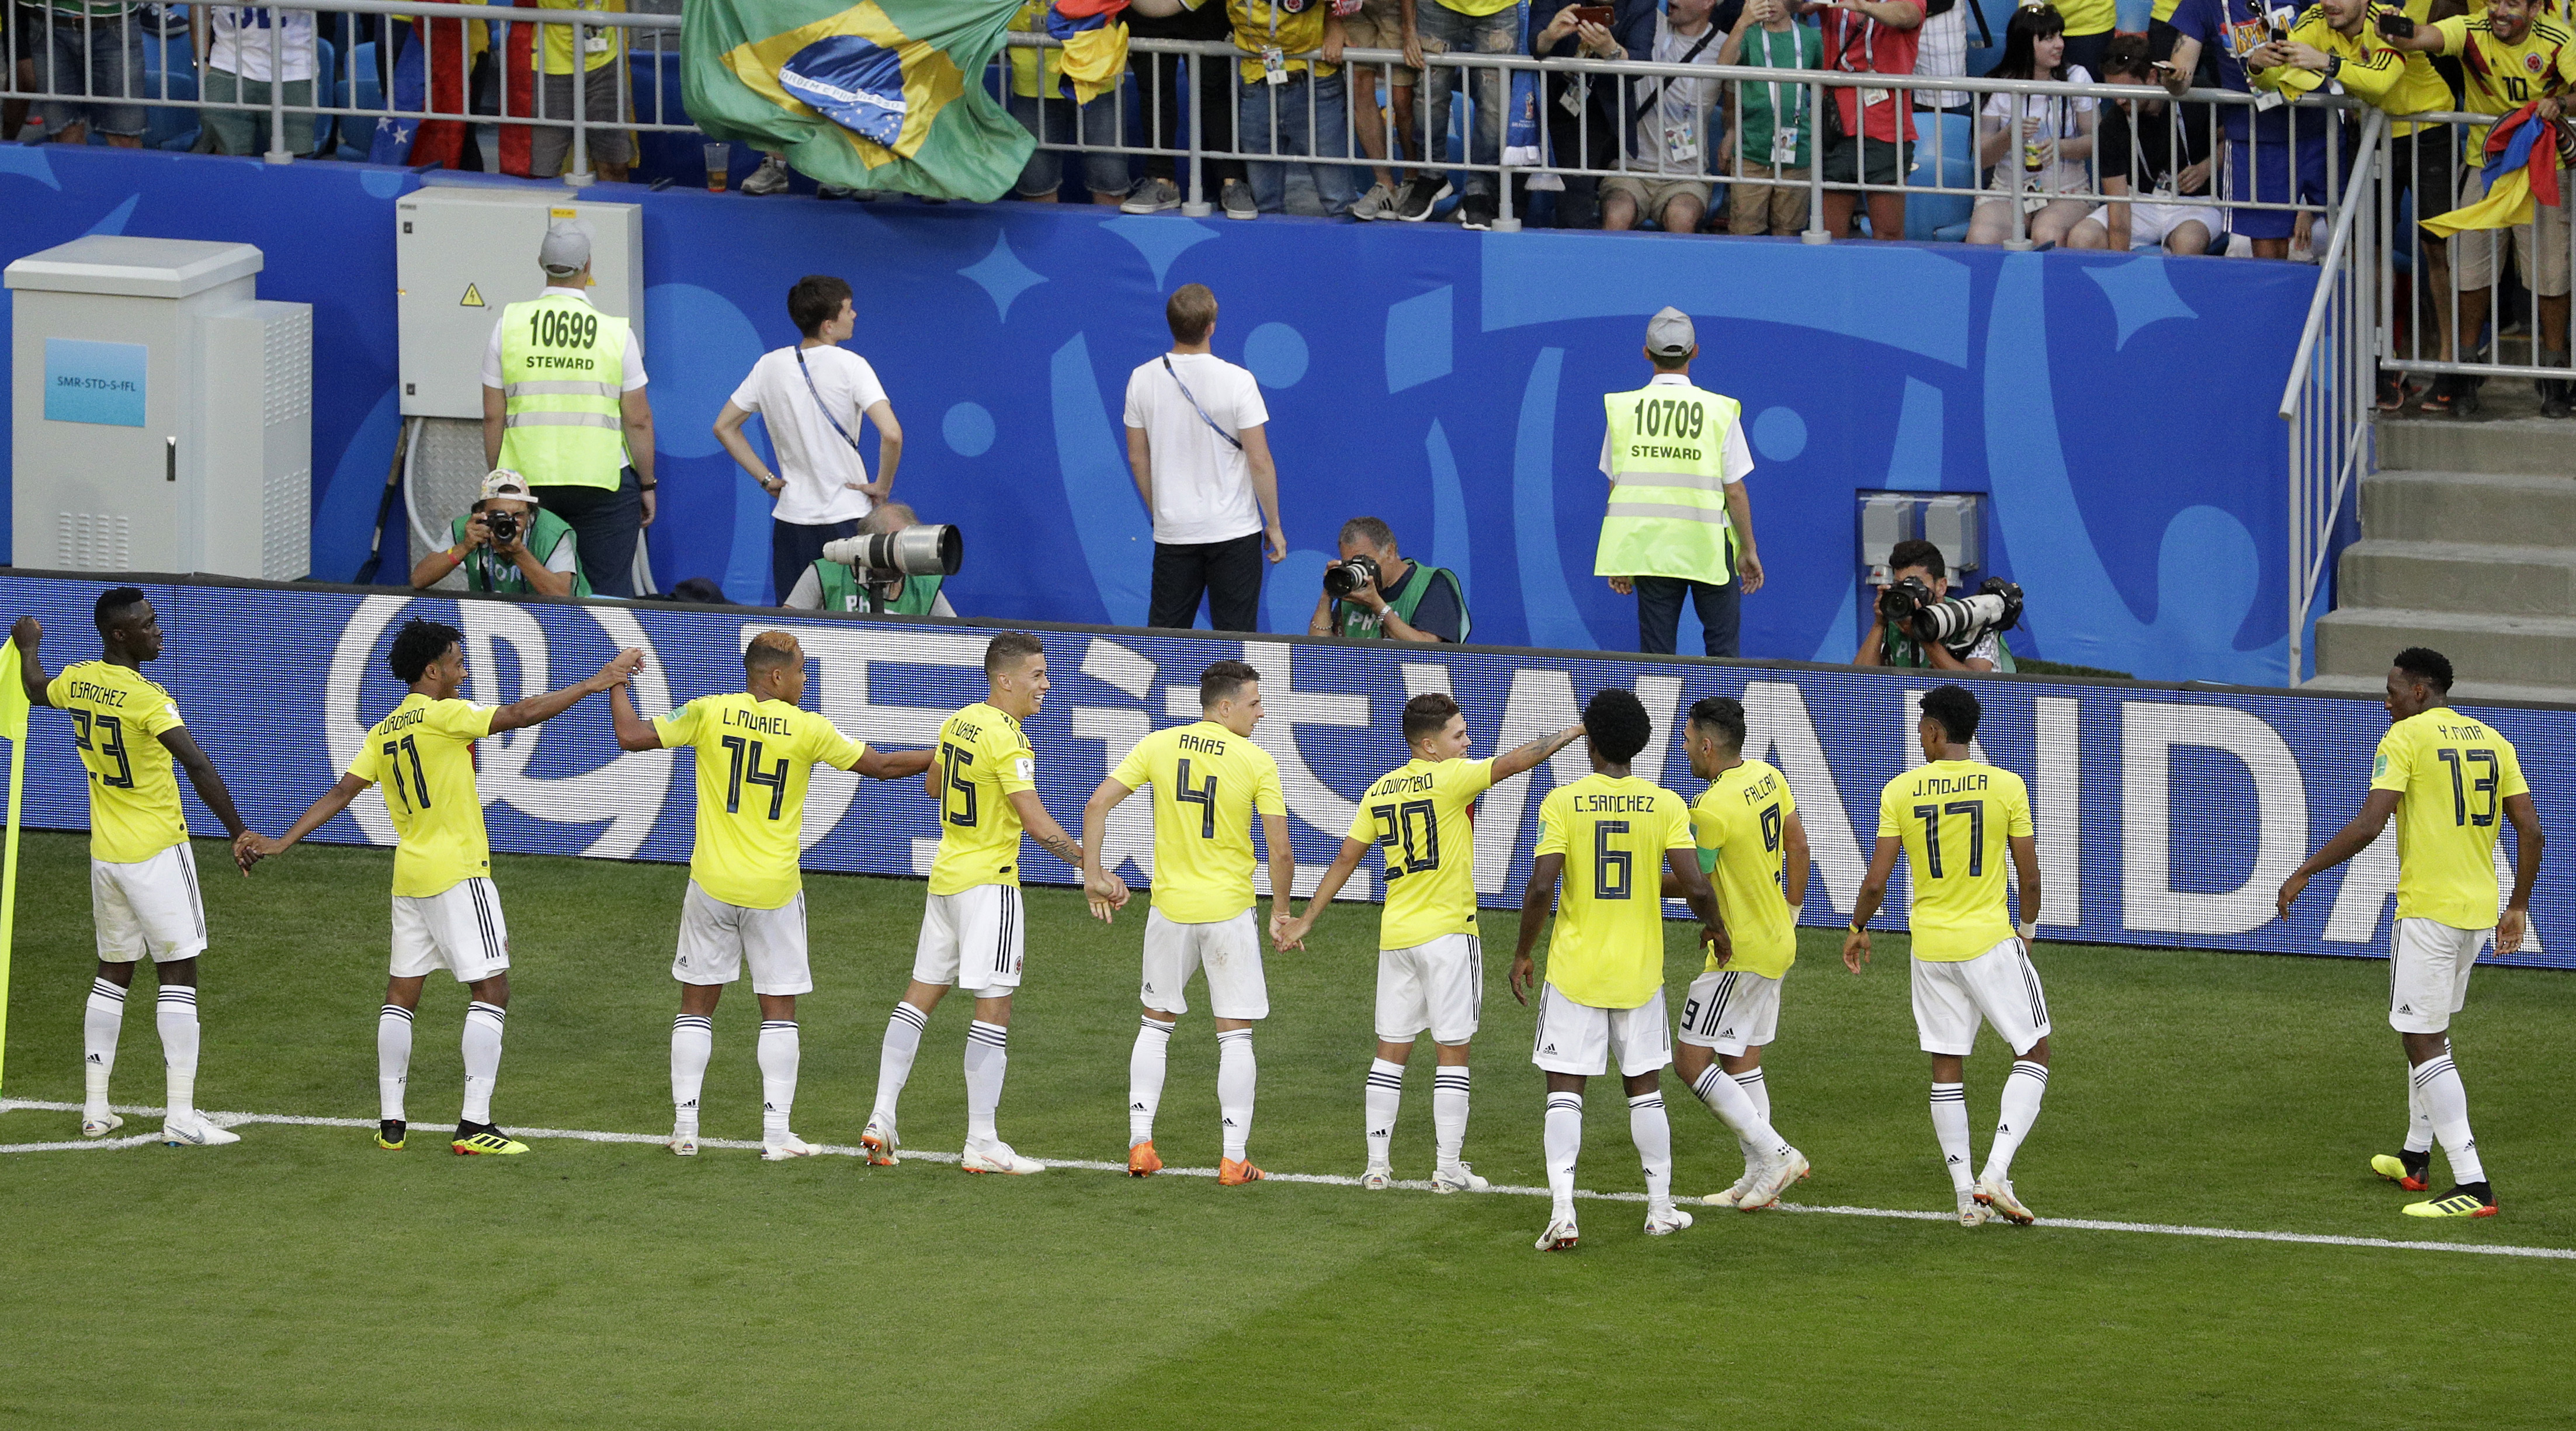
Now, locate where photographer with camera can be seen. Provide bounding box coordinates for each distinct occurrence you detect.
[788,503,960,616]
[411,471,589,600]
[1853,539,2018,672]
[1304,517,1468,643]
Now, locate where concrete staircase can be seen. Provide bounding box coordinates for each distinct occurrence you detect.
[2313,403,2576,704]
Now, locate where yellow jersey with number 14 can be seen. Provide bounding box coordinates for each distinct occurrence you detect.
[1348,756,1497,950]
[49,661,190,866]
[1692,758,1799,980]
[1536,773,1696,1009]
[929,701,1038,895]
[2372,708,2529,929]
[1877,759,2032,962]
[1109,720,1286,923]
[653,692,863,911]
[347,692,498,898]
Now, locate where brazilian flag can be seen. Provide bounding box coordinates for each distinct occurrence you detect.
[684,0,1034,202]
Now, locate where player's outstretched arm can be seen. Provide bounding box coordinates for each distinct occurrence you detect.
[1668,847,1732,968]
[608,680,664,752]
[1261,810,1297,950]
[492,649,643,734]
[1283,836,1370,949]
[1844,835,1903,972]
[2008,833,2043,933]
[158,728,250,848]
[1508,853,1565,1006]
[2499,792,2546,954]
[2275,789,2400,921]
[1008,789,1088,874]
[1078,777,1137,922]
[238,773,373,871]
[7,617,55,709]
[1783,811,1811,911]
[851,747,935,780]
[1491,723,1584,783]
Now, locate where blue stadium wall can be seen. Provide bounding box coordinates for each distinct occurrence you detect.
[1,145,2314,683]
[2,574,2563,970]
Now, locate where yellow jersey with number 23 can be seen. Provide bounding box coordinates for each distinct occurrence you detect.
[50,661,190,866]
[930,701,1038,895]
[1878,759,2032,962]
[1536,773,1696,1009]
[348,692,498,898]
[2372,708,2529,929]
[1348,756,1496,951]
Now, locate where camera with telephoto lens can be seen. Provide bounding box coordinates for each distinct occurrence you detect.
[484,508,521,547]
[1322,553,1382,599]
[1882,576,2024,649]
[821,525,965,592]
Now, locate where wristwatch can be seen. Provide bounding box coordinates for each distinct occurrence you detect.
[2324,54,2344,79]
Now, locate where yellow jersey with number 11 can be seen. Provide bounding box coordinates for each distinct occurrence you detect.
[1877,759,2032,961]
[348,692,498,898]
[1348,756,1497,950]
[930,701,1038,895]
[1535,773,1696,1009]
[2372,708,2529,929]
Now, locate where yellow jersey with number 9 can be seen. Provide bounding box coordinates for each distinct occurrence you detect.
[652,692,863,910]
[2372,708,2529,928]
[1535,773,1696,1009]
[1109,720,1286,923]
[1691,759,1798,979]
[347,692,498,898]
[1347,756,1497,950]
[1877,760,2032,962]
[49,661,189,866]
[929,701,1038,895]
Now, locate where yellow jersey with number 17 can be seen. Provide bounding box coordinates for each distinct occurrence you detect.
[1878,759,2032,961]
[1535,773,1696,1009]
[929,701,1038,895]
[1348,756,1497,950]
[347,692,498,898]
[652,692,864,911]
[49,661,190,866]
[1692,759,1799,980]
[1109,720,1286,923]
[2372,708,2529,929]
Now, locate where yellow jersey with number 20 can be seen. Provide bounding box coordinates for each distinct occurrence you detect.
[1878,759,2032,962]
[347,692,498,898]
[1692,758,1799,980]
[652,692,864,910]
[49,661,190,866]
[2372,708,2529,929]
[929,701,1038,895]
[1348,756,1496,951]
[1536,773,1696,1009]
[1109,720,1286,923]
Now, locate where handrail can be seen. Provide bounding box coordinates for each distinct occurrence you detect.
[2279,107,2386,422]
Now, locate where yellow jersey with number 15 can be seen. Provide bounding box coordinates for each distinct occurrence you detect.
[1348,756,1497,950]
[48,661,190,866]
[1109,720,1286,923]
[347,692,498,898]
[1692,758,1799,980]
[1877,759,2032,962]
[652,692,864,911]
[1535,773,1696,1009]
[929,701,1038,895]
[2372,708,2529,929]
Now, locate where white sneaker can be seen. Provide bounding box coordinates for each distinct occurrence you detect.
[82,1112,124,1138]
[860,1115,898,1166]
[961,1140,1044,1175]
[1535,1215,1581,1252]
[1643,1202,1695,1236]
[1957,1190,1990,1227]
[1976,1176,2036,1225]
[669,1128,699,1157]
[1741,1147,1810,1210]
[762,1133,817,1162]
[160,1113,239,1147]
[1361,1163,1394,1190]
[1705,1166,1759,1207]
[1431,1162,1490,1194]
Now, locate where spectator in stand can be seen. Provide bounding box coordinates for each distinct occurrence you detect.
[1306,517,1470,642]
[1601,0,1729,232]
[1121,0,1255,218]
[1419,0,1521,229]
[1003,0,1130,206]
[1967,3,2098,246]
[1234,0,1358,218]
[1853,539,2010,671]
[412,471,589,600]
[2056,0,2115,81]
[1528,0,1657,230]
[787,503,959,616]
[1124,284,1289,631]
[1912,0,1971,115]
[190,6,317,158]
[1811,0,1925,241]
[1720,0,1824,235]
[1332,0,1428,220]
[528,0,631,183]
[25,0,148,147]
[2066,36,2219,255]
[2164,0,2331,260]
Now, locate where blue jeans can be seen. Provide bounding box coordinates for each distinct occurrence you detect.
[31,9,148,138]
[1415,2,1516,198]
[1006,86,1132,198]
[1238,71,1357,216]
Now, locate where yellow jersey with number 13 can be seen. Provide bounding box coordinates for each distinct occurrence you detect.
[929,701,1038,895]
[652,692,864,910]
[1109,720,1286,923]
[2372,708,2529,929]
[49,661,190,866]
[1877,759,2032,962]
[1348,756,1497,950]
[1692,758,1799,980]
[347,692,498,898]
[1535,773,1696,1009]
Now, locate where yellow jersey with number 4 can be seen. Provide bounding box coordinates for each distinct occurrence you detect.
[1348,756,1496,950]
[2372,708,2529,929]
[1536,773,1696,1009]
[929,701,1038,895]
[348,693,498,898]
[1877,760,2032,962]
[49,661,189,866]
[1692,759,1798,980]
[653,692,863,910]
[1110,720,1286,923]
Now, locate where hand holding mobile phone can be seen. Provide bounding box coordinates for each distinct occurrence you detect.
[1571,4,1613,23]
[2375,10,2416,37]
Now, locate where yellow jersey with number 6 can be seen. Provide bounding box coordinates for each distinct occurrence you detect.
[929,702,1038,895]
[1347,756,1496,950]
[2372,709,2529,929]
[1691,759,1798,980]
[653,692,863,910]
[1877,760,2032,962]
[348,693,498,898]
[1109,720,1286,923]
[1535,773,1696,1009]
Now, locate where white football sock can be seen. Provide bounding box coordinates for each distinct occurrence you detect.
[871,1002,927,1126]
[1364,1057,1404,1165]
[2412,1053,2485,1185]
[1980,1060,2049,1184]
[2403,1065,2434,1155]
[1733,1068,1769,1165]
[82,978,126,1121]
[377,1004,415,1123]
[1930,1082,1974,1193]
[156,985,199,1121]
[1432,1065,1471,1168]
[758,1020,800,1141]
[1543,1092,1584,1218]
[1129,1016,1174,1147]
[1689,1063,1791,1161]
[671,1014,712,1135]
[460,1001,505,1126]
[1217,1027,1256,1162]
[1629,1090,1674,1207]
[963,1020,1009,1146]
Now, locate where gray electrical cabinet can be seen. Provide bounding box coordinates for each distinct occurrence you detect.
[395,183,643,419]
[5,236,311,580]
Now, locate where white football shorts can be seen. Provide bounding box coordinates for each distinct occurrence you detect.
[1676,967,1782,1055]
[913,883,1025,997]
[1531,982,1672,1078]
[672,881,811,996]
[1376,933,1483,1045]
[91,844,207,963]
[390,876,511,984]
[1910,937,2051,1057]
[2388,917,2484,1035]
[1141,908,1269,1020]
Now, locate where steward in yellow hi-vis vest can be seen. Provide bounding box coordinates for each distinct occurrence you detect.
[1595,307,1764,659]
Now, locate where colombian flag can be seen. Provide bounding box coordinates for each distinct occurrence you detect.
[2424,103,2574,238]
[683,0,1032,201]
[1046,0,1130,107]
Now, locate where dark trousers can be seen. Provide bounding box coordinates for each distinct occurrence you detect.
[772,516,860,609]
[536,467,643,598]
[1636,574,1741,658]
[1127,1,1246,186]
[1151,533,1265,632]
[1528,72,1621,228]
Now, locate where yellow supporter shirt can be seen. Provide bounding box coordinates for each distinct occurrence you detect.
[1347,756,1497,950]
[2371,708,2529,928]
[2435,12,2576,161]
[1008,0,1070,98]
[49,661,189,866]
[2057,0,2116,36]
[346,692,498,898]
[1690,759,1799,980]
[1535,773,1696,1009]
[652,692,864,910]
[2258,4,2455,131]
[1877,759,2032,961]
[1230,0,1339,82]
[929,702,1038,895]
[1111,720,1286,923]
[538,0,622,76]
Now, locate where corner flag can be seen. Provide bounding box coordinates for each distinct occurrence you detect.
[0,638,30,1090]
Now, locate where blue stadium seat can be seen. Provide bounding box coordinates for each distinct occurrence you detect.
[308,35,336,156]
[1905,110,1975,241]
[141,27,200,152]
[335,41,383,161]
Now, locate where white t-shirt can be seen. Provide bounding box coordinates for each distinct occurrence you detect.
[1122,352,1268,546]
[481,287,650,391]
[728,346,890,527]
[209,8,318,83]
[1624,16,1726,176]
[1597,372,1755,485]
[1982,68,2096,197]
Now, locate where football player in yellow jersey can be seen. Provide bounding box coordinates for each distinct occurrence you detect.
[1665,696,1815,1211]
[11,590,255,1147]
[1079,660,1292,1185]
[1277,694,1582,1192]
[2278,648,2542,1219]
[1845,685,2047,1227]
[244,617,640,1156]
[610,630,931,1161]
[1507,688,1759,1252]
[865,633,1089,1176]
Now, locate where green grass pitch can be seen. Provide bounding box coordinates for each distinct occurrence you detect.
[3,832,2571,1429]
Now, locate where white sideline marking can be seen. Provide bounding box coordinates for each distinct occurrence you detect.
[7,1097,2568,1262]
